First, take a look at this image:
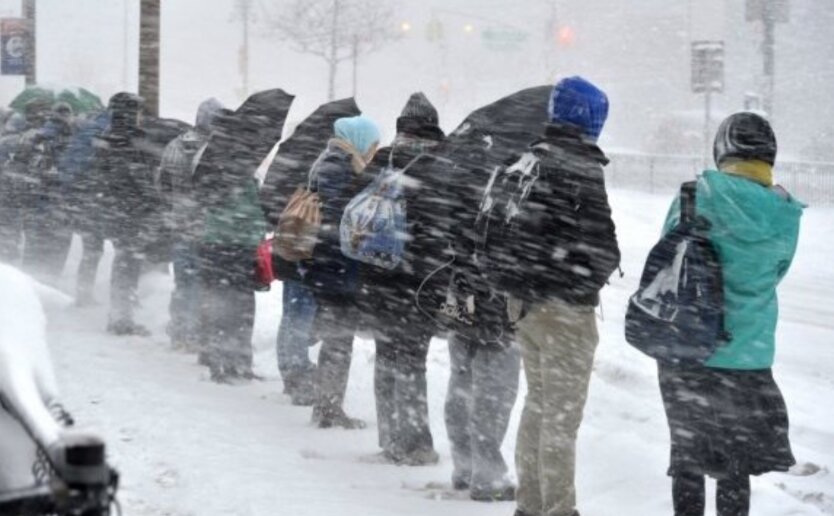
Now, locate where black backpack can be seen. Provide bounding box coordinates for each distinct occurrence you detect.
[474,148,545,301]
[625,182,731,366]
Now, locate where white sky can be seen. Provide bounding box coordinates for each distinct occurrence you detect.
[0,0,831,159]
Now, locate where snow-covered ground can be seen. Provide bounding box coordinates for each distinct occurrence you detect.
[32,188,834,516]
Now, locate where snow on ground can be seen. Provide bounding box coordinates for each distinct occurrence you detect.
[37,188,833,516]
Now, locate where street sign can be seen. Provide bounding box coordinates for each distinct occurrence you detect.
[426,18,444,43]
[691,40,724,94]
[1,18,32,76]
[482,27,528,52]
[745,0,790,23]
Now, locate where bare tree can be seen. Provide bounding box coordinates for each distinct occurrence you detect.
[267,0,401,100]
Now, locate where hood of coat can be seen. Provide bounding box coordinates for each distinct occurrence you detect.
[195,98,225,134]
[533,123,608,167]
[107,92,145,138]
[698,169,804,245]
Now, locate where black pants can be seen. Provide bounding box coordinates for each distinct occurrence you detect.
[110,237,144,324]
[445,333,520,490]
[312,299,358,415]
[374,324,433,456]
[673,473,750,516]
[198,245,256,375]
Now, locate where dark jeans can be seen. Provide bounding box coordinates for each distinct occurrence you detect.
[276,280,317,385]
[312,299,357,415]
[445,333,520,490]
[169,242,201,346]
[198,245,256,374]
[673,473,751,516]
[374,326,434,456]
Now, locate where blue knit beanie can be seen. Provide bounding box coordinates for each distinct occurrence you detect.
[334,115,380,155]
[548,76,609,142]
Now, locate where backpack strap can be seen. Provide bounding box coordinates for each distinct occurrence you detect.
[680,181,697,224]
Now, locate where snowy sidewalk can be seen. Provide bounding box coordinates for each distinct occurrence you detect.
[45,189,833,516]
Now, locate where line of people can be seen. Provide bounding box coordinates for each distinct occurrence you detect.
[0,74,803,516]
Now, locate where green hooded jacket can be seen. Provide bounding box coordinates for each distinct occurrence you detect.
[662,170,803,370]
[201,178,268,248]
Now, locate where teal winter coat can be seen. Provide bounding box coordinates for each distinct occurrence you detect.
[662,170,803,370]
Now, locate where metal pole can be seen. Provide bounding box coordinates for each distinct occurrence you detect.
[351,35,358,98]
[139,0,161,117]
[241,0,250,98]
[762,7,775,118]
[22,0,35,86]
[703,90,712,169]
[122,0,129,90]
[327,0,340,101]
[543,0,557,81]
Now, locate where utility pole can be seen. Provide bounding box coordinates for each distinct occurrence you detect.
[761,4,776,117]
[22,0,35,86]
[542,0,558,82]
[122,0,130,90]
[327,0,341,101]
[139,0,161,117]
[746,0,789,119]
[351,34,359,97]
[238,0,252,99]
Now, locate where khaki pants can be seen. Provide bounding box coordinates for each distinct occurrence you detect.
[515,299,598,516]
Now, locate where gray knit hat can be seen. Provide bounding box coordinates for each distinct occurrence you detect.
[400,92,439,126]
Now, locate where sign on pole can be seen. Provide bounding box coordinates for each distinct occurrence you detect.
[745,0,790,23]
[481,27,529,52]
[691,40,724,94]
[1,17,32,76]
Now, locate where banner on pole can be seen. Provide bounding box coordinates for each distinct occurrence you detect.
[1,18,32,76]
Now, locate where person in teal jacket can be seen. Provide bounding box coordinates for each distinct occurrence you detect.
[657,112,803,516]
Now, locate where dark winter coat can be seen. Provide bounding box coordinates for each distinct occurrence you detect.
[92,124,160,241]
[357,125,449,330]
[193,90,292,235]
[0,115,74,216]
[302,139,373,302]
[156,128,210,243]
[514,123,620,306]
[57,111,111,233]
[659,364,795,478]
[25,116,74,212]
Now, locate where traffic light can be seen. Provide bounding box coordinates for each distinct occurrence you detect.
[557,25,575,47]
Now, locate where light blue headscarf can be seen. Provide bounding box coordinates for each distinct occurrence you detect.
[333,115,380,156]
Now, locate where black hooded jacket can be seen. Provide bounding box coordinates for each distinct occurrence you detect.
[497,123,620,306]
[357,116,449,329]
[92,93,160,238]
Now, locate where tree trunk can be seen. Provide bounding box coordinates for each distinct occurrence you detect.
[139,0,161,117]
